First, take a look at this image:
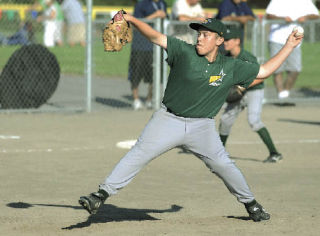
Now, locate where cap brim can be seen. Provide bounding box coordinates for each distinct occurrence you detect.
[189,22,224,37]
[190,22,215,32]
[189,23,202,31]
[224,35,240,40]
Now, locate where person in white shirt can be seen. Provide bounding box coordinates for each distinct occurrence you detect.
[58,0,85,47]
[37,0,58,47]
[266,0,319,99]
[171,0,212,44]
[171,0,207,21]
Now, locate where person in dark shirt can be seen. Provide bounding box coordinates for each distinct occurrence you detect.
[216,0,254,22]
[216,0,255,48]
[129,0,168,110]
[0,21,34,46]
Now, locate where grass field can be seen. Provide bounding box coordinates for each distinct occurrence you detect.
[1,34,320,88]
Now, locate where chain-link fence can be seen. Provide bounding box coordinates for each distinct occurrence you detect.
[257,18,320,103]
[1,2,320,113]
[0,0,87,112]
[92,16,163,111]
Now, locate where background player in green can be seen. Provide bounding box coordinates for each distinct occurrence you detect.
[78,12,303,222]
[219,27,283,163]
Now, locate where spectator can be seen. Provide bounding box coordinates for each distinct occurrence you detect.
[129,0,168,110]
[266,0,320,99]
[216,0,255,46]
[0,21,34,46]
[171,0,212,44]
[36,0,62,47]
[171,0,210,21]
[30,0,63,46]
[58,0,85,47]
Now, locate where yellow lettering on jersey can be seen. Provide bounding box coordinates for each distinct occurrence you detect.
[209,75,221,83]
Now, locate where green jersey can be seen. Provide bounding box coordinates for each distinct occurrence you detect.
[236,49,264,91]
[162,36,260,118]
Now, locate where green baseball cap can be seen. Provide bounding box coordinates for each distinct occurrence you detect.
[189,18,226,37]
[224,27,241,40]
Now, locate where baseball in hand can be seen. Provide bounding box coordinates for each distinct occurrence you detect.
[293,26,304,37]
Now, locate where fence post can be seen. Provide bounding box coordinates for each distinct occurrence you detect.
[153,18,161,110]
[162,20,168,98]
[252,19,262,62]
[86,0,93,112]
[309,21,316,43]
[261,17,267,64]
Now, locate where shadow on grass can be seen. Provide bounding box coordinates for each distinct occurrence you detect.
[6,202,182,230]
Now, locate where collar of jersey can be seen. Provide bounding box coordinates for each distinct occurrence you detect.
[202,53,222,64]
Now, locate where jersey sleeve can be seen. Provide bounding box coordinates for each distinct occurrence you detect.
[166,36,183,67]
[233,59,260,89]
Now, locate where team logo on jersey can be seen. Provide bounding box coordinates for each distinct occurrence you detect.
[209,69,226,86]
[202,18,212,24]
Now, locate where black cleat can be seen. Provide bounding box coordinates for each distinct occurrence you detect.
[245,200,270,222]
[263,153,283,163]
[79,190,108,214]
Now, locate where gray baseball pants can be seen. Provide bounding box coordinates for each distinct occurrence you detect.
[219,89,265,135]
[99,105,255,203]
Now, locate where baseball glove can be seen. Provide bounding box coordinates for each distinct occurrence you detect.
[102,10,132,52]
[226,85,246,103]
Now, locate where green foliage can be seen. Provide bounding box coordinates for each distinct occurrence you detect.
[263,42,320,88]
[92,43,130,77]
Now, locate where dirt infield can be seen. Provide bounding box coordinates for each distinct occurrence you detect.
[1,103,320,236]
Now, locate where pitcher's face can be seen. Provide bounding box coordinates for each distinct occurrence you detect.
[196,29,223,56]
